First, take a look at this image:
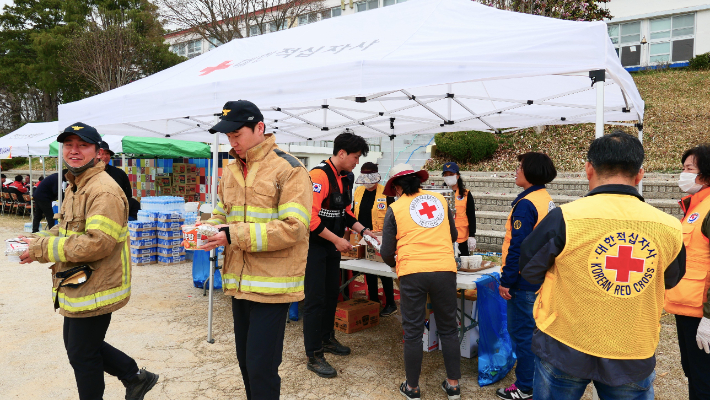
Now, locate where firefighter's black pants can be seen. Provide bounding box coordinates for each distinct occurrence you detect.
[232,298,289,400]
[63,313,138,400]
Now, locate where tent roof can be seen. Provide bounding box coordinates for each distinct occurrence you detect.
[58,0,643,143]
[0,122,63,157]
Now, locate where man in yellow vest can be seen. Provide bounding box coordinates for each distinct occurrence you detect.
[380,164,461,400]
[353,162,397,317]
[520,131,686,400]
[665,144,710,399]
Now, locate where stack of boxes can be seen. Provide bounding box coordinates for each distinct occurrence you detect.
[129,220,157,265]
[172,163,200,202]
[157,212,185,264]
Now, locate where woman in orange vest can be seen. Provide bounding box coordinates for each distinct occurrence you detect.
[353,162,397,317]
[380,164,461,400]
[666,144,710,399]
[442,162,476,256]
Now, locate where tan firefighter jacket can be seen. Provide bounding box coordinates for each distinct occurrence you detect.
[30,161,130,318]
[206,134,312,303]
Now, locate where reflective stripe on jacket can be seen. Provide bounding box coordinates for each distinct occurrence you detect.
[666,188,710,317]
[207,134,312,303]
[353,184,387,232]
[30,161,130,318]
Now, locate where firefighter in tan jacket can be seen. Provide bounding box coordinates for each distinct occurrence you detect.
[19,123,158,400]
[200,100,312,400]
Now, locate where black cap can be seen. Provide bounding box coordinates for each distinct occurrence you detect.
[99,141,115,156]
[209,100,264,134]
[57,122,101,144]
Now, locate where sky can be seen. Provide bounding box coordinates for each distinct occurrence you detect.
[0,0,12,10]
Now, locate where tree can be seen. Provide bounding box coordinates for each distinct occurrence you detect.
[158,0,327,47]
[478,0,612,21]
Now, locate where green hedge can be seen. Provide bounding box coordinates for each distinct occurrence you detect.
[1,157,27,171]
[434,131,498,163]
[689,52,710,70]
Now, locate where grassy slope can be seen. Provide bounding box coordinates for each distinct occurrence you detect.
[425,69,710,172]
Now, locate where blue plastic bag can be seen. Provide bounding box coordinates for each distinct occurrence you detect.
[475,272,516,387]
[192,249,222,289]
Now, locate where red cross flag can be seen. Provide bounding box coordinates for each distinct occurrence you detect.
[409,194,445,228]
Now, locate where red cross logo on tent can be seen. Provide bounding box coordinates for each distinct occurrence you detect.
[418,202,437,219]
[605,245,645,283]
[199,60,233,76]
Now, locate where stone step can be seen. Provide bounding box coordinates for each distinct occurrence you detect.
[474,230,506,252]
[428,174,685,200]
[474,210,509,232]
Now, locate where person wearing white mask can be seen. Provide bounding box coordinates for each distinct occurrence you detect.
[665,144,710,400]
[442,162,476,256]
[353,162,397,317]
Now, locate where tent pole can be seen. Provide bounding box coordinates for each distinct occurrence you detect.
[29,154,33,222]
[122,153,126,173]
[42,156,45,177]
[207,132,219,344]
[592,70,605,139]
[58,144,63,209]
[638,125,644,195]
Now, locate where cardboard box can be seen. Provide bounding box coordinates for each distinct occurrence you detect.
[365,246,384,263]
[161,186,172,195]
[173,163,186,174]
[423,313,439,352]
[176,185,186,195]
[186,164,197,174]
[342,245,365,260]
[334,299,380,334]
[349,231,361,246]
[156,174,172,187]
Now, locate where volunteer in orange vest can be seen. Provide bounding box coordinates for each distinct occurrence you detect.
[442,162,476,256]
[353,162,397,317]
[304,131,380,379]
[665,144,710,400]
[496,152,556,400]
[519,131,686,400]
[380,164,461,400]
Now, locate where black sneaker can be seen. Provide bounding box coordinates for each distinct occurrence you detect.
[399,381,421,399]
[380,303,398,317]
[322,333,351,356]
[307,351,337,378]
[123,368,159,400]
[441,380,461,400]
[496,383,533,400]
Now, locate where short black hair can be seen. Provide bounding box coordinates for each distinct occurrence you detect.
[587,130,644,178]
[38,176,44,181]
[1,174,5,179]
[333,132,369,157]
[517,152,557,186]
[242,120,261,131]
[393,175,421,196]
[681,144,710,183]
[14,175,23,182]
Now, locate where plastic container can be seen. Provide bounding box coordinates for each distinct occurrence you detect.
[24,223,32,233]
[130,247,156,256]
[5,239,28,262]
[130,238,157,248]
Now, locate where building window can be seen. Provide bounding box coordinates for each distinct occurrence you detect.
[356,0,379,12]
[249,25,261,36]
[298,12,318,26]
[322,6,341,19]
[383,0,406,6]
[608,21,641,67]
[170,39,203,58]
[208,37,222,50]
[649,13,694,64]
[269,21,285,32]
[297,157,308,168]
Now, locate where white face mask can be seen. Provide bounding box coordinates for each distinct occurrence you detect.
[364,183,377,190]
[443,176,458,187]
[678,172,703,194]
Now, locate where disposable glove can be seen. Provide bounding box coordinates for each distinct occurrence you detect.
[453,243,460,257]
[696,316,710,354]
[467,237,477,252]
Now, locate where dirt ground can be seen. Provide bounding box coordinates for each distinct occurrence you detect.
[0,216,689,399]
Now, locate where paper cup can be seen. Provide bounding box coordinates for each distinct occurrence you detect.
[459,256,471,269]
[470,255,483,269]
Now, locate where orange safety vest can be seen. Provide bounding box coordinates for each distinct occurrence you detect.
[501,188,554,267]
[454,189,469,243]
[389,190,456,277]
[665,188,710,318]
[353,184,388,232]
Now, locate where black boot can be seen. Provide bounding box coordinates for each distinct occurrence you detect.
[307,350,337,378]
[123,368,159,400]
[322,332,351,356]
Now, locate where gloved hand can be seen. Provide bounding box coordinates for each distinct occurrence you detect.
[697,316,710,354]
[467,237,477,252]
[453,243,461,257]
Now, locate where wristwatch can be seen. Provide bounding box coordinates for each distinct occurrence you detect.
[360,227,369,235]
[219,226,231,244]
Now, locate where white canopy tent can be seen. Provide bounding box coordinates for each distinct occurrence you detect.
[57,0,645,342]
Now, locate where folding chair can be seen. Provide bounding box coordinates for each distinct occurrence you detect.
[22,194,32,218]
[0,192,10,215]
[9,193,21,216]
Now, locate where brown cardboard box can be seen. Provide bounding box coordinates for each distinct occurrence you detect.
[173,163,186,174]
[175,174,187,185]
[365,246,384,263]
[342,245,365,260]
[334,299,380,334]
[186,164,197,174]
[349,231,362,246]
[176,185,186,195]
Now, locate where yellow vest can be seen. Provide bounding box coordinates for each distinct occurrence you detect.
[454,189,469,243]
[390,190,457,277]
[501,188,554,267]
[353,184,388,232]
[534,193,682,359]
[665,189,710,318]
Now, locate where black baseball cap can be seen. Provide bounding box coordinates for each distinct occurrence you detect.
[209,100,264,134]
[99,141,115,156]
[57,122,102,144]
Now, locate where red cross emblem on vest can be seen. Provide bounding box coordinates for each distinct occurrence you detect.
[418,202,437,219]
[605,245,645,283]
